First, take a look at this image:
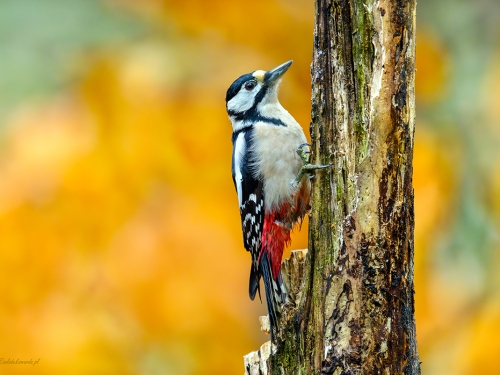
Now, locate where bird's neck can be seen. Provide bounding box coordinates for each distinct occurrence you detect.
[229,105,288,135]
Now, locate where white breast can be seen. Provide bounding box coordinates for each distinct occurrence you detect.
[250,116,307,211]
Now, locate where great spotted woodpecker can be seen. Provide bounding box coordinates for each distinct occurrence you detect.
[226,61,328,337]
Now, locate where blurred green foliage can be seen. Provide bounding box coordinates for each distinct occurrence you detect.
[0,0,145,115]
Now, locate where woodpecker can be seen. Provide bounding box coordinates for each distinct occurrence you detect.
[226,61,328,337]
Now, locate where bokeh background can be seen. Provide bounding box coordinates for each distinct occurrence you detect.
[0,0,499,374]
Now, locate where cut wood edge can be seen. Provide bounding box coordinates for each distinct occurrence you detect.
[244,341,274,375]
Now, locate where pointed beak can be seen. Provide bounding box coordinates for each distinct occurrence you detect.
[264,60,293,85]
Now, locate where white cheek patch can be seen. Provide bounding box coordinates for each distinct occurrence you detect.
[227,89,255,113]
[227,81,265,114]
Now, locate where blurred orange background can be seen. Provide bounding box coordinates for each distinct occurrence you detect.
[1,1,499,374]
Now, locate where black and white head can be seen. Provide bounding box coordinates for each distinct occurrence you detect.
[225,60,292,132]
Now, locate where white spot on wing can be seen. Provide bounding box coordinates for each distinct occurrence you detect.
[234,132,246,206]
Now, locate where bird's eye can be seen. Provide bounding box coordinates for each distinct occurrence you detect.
[245,81,256,90]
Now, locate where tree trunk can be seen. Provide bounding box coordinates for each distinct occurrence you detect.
[245,0,419,373]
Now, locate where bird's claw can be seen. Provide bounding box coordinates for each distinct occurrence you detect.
[296,143,312,164]
[294,143,332,185]
[297,142,311,150]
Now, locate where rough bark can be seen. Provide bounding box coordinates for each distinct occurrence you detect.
[245,0,419,373]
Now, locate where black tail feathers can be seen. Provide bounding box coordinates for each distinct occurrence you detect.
[249,264,260,301]
[259,253,288,337]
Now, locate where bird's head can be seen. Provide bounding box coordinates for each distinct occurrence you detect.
[225,60,292,129]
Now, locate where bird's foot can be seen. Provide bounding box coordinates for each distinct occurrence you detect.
[294,143,332,185]
[296,143,311,164]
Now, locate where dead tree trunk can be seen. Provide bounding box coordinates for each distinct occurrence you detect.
[245,0,419,374]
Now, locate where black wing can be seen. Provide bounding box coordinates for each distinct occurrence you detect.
[232,128,264,300]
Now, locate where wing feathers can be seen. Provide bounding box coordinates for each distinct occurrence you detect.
[232,128,264,299]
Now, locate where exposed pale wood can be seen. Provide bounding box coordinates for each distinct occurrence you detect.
[281,249,308,306]
[244,341,273,375]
